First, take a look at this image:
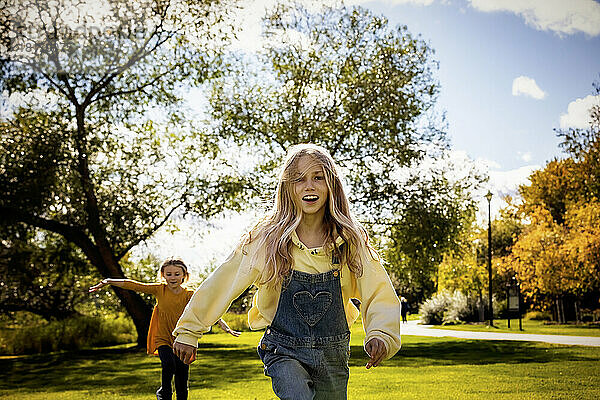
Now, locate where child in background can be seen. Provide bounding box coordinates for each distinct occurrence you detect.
[172,144,401,400]
[89,258,240,400]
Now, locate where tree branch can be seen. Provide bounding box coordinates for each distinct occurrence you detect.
[115,199,185,260]
[0,206,103,267]
[92,69,172,103]
[83,22,175,108]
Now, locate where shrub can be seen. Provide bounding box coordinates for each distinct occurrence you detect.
[420,290,493,325]
[443,291,470,325]
[525,310,552,321]
[0,313,136,355]
[420,291,452,325]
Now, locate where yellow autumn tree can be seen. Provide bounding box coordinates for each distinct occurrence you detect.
[562,201,600,295]
[504,80,600,320]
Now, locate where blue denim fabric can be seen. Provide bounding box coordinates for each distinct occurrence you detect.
[258,269,351,400]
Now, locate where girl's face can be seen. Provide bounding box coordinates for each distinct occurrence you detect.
[293,156,329,217]
[162,264,186,289]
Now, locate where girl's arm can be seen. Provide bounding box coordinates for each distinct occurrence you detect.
[355,255,402,366]
[89,278,130,292]
[89,278,160,295]
[217,318,241,337]
[173,243,260,363]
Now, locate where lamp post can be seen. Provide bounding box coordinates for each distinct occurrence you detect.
[485,190,493,327]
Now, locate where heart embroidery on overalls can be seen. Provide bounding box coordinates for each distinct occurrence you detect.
[292,291,333,327]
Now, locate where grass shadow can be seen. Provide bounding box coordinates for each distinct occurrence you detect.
[3,335,600,396]
[349,337,600,368]
[0,341,264,395]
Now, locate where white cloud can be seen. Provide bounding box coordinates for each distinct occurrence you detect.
[228,0,339,52]
[475,162,540,222]
[489,164,539,199]
[518,151,533,162]
[559,94,600,129]
[512,76,546,100]
[469,0,600,36]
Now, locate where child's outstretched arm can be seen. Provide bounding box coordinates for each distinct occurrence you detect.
[217,318,241,337]
[89,278,131,292]
[89,278,159,295]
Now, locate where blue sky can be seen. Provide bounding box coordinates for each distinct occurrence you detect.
[354,0,600,173]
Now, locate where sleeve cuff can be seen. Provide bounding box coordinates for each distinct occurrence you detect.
[174,333,200,348]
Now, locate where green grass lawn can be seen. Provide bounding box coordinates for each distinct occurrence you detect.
[431,318,600,337]
[2,323,600,400]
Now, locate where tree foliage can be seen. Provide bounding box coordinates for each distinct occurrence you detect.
[0,0,240,345]
[210,3,440,194]
[500,202,600,310]
[435,199,522,314]
[383,157,482,301]
[499,80,600,313]
[208,2,483,301]
[0,224,96,320]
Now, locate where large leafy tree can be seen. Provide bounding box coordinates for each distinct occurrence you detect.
[208,2,482,302]
[0,0,241,345]
[382,154,482,301]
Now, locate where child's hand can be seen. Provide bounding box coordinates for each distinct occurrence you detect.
[173,342,197,365]
[88,279,109,293]
[217,319,241,337]
[225,328,241,337]
[365,338,387,369]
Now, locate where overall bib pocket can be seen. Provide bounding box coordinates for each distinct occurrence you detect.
[292,290,332,326]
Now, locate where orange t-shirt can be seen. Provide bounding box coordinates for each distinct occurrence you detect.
[121,281,194,354]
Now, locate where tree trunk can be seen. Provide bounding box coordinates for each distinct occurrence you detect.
[556,296,566,324]
[73,106,152,348]
[92,251,153,348]
[114,287,153,348]
[477,289,485,322]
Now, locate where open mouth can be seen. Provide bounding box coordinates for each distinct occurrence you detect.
[302,195,319,202]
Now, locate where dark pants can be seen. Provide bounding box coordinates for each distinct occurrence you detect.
[157,345,189,400]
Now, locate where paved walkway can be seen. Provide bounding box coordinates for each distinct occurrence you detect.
[401,320,600,347]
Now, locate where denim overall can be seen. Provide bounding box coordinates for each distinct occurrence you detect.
[258,264,351,400]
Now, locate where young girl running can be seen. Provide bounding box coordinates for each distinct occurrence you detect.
[89,258,240,400]
[173,144,401,399]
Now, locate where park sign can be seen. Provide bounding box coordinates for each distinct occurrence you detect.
[506,281,523,330]
[508,285,520,312]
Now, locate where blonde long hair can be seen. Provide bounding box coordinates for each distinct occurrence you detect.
[247,143,372,286]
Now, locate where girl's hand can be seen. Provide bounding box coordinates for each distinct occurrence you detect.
[365,338,387,369]
[225,327,241,337]
[173,342,197,365]
[217,319,242,337]
[88,279,110,293]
